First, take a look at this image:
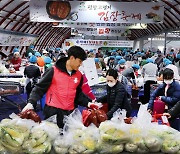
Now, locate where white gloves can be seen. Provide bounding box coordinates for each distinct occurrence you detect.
[10,64,14,68]
[22,103,34,112]
[88,102,103,109]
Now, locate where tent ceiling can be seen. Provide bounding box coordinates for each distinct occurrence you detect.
[0,0,179,51]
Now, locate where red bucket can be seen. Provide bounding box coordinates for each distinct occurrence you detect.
[153,97,165,115]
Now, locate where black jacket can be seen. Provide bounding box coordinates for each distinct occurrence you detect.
[97,81,132,119]
[24,64,41,79]
[168,101,180,118]
[28,57,91,108]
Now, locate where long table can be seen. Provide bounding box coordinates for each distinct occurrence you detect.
[0,72,25,86]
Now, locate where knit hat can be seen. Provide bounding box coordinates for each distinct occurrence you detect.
[137,52,142,56]
[29,55,37,63]
[163,58,169,63]
[132,64,140,70]
[169,51,173,55]
[115,56,122,60]
[118,59,126,65]
[146,58,154,63]
[164,60,172,66]
[29,45,34,49]
[94,58,99,63]
[55,48,61,52]
[13,48,19,53]
[44,57,52,64]
[35,52,41,57]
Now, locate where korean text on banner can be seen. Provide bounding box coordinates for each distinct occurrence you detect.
[54,23,147,29]
[0,29,38,46]
[71,28,131,36]
[63,39,134,49]
[30,1,164,23]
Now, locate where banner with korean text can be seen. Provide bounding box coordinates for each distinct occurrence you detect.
[30,0,164,23]
[71,28,131,36]
[54,23,147,29]
[62,39,134,51]
[0,29,38,46]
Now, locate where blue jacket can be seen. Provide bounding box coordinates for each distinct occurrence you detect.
[148,81,180,110]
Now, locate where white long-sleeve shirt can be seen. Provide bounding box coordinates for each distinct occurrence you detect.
[141,63,158,82]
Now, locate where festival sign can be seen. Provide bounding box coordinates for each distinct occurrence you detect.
[71,28,131,36]
[97,28,131,36]
[0,29,38,46]
[53,23,147,29]
[63,39,134,50]
[71,28,97,36]
[30,0,164,23]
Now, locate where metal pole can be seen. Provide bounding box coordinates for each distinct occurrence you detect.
[164,32,167,55]
[139,38,144,51]
[150,37,153,51]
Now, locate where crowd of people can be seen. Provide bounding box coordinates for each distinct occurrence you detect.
[0,45,180,130]
[92,48,180,130]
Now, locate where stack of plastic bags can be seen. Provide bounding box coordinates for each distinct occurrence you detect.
[0,105,180,153]
[54,109,100,154]
[54,106,180,154]
[97,109,129,153]
[0,113,60,154]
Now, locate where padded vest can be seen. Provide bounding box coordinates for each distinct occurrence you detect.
[46,66,82,110]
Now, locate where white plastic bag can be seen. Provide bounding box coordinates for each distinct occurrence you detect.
[111,109,127,122]
[63,108,85,132]
[46,115,57,124]
[99,109,131,144]
[53,136,69,154]
[55,109,100,153]
[32,121,60,141]
[134,105,152,125]
[97,142,124,154]
[22,128,51,154]
[9,113,38,129]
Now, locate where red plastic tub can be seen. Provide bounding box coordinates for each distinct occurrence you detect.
[153,97,165,115]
